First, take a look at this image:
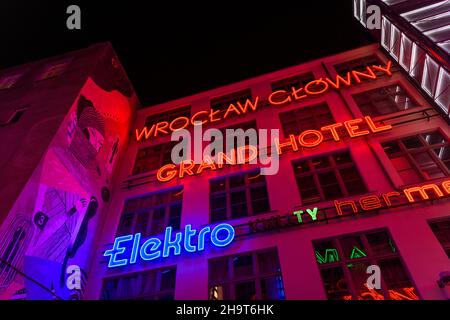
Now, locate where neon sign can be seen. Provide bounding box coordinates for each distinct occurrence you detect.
[135,61,393,142]
[104,223,235,268]
[156,116,392,183]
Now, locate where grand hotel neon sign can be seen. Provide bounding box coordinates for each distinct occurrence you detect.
[135,61,393,142]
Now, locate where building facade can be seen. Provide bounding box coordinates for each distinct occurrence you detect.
[354,0,449,119]
[0,42,449,300]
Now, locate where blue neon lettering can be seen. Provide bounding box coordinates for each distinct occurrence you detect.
[103,235,133,268]
[197,226,210,251]
[140,238,162,261]
[130,233,141,264]
[162,227,182,257]
[184,224,197,253]
[104,224,235,268]
[211,224,235,247]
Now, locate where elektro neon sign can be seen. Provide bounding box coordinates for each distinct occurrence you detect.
[104,223,235,268]
[135,61,393,142]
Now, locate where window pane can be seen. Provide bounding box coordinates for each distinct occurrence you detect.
[334,152,352,165]
[382,141,401,156]
[379,258,419,300]
[235,281,256,300]
[423,131,445,145]
[209,284,230,300]
[366,231,397,255]
[402,136,423,149]
[314,241,340,264]
[151,208,166,235]
[250,186,270,214]
[415,151,445,179]
[117,213,134,236]
[211,179,226,193]
[258,251,281,274]
[231,191,248,218]
[209,258,229,283]
[349,262,385,300]
[435,67,450,113]
[230,175,245,188]
[312,156,330,169]
[434,146,450,170]
[160,269,176,291]
[233,255,253,278]
[340,167,367,195]
[340,236,367,260]
[422,55,439,97]
[297,175,321,204]
[319,172,342,200]
[261,276,285,300]
[169,204,181,230]
[320,267,351,300]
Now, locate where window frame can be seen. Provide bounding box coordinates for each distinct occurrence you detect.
[351,83,421,118]
[209,170,271,223]
[208,248,285,300]
[381,129,450,185]
[279,102,336,138]
[101,266,177,300]
[313,228,420,300]
[116,188,183,237]
[131,141,177,176]
[292,150,368,205]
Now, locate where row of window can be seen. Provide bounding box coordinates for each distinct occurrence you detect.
[0,60,71,90]
[134,82,421,176]
[119,130,450,237]
[381,16,449,114]
[102,221,450,300]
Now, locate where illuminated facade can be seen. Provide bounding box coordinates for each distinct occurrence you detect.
[0,42,449,300]
[354,0,450,119]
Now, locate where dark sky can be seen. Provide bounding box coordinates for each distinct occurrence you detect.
[0,1,375,106]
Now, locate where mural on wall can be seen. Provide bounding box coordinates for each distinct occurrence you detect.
[0,51,134,299]
[0,216,33,294]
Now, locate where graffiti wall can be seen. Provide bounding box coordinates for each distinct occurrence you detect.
[0,50,136,299]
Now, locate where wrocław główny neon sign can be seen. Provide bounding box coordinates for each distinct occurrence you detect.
[135,61,393,142]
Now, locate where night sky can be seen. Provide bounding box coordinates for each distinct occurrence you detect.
[0,1,375,106]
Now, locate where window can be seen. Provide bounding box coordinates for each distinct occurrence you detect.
[422,55,440,97]
[132,141,178,175]
[144,106,191,128]
[209,248,285,300]
[101,267,176,300]
[214,120,258,155]
[36,61,70,80]
[352,84,419,117]
[435,67,450,113]
[279,103,335,137]
[117,188,183,237]
[210,171,270,222]
[390,24,402,61]
[429,218,450,258]
[382,131,450,185]
[409,42,426,83]
[292,151,367,205]
[0,74,21,89]
[334,55,383,75]
[271,72,315,92]
[210,89,252,117]
[314,230,419,300]
[381,16,391,51]
[399,33,413,72]
[0,107,28,127]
